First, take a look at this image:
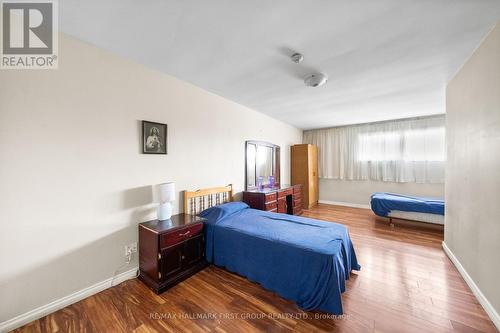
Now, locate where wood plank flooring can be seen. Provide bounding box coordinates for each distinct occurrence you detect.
[14,204,498,333]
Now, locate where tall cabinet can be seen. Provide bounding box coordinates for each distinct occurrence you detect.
[291,144,319,209]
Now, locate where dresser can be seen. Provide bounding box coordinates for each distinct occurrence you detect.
[138,214,208,293]
[291,144,319,209]
[243,184,303,215]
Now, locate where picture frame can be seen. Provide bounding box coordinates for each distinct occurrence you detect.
[142,120,167,154]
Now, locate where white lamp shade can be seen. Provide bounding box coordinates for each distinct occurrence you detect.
[158,182,175,203]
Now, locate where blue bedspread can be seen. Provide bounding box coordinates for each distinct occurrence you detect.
[200,203,360,314]
[370,192,445,217]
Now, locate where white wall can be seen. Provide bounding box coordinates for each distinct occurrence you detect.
[0,34,302,323]
[445,22,500,319]
[319,179,444,206]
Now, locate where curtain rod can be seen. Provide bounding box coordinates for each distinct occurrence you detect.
[304,114,445,132]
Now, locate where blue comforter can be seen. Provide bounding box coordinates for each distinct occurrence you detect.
[370,192,445,217]
[199,202,360,314]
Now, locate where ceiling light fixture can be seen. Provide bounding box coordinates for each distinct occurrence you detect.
[304,73,328,87]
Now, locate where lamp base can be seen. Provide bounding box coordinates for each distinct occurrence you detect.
[158,202,172,221]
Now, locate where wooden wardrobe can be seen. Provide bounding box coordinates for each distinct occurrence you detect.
[291,144,319,209]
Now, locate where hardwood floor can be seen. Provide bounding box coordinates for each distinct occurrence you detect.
[14,204,498,333]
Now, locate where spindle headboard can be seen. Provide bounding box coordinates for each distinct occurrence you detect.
[183,184,233,215]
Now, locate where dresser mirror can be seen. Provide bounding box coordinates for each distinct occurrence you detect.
[245,140,280,190]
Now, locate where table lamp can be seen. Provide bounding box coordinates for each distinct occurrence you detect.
[158,182,175,221]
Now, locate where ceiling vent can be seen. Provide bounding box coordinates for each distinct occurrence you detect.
[291,53,304,64]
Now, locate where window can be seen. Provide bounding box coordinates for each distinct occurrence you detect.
[358,127,446,162]
[404,127,445,162]
[303,116,446,183]
[358,132,401,162]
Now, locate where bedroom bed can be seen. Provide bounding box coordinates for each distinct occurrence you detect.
[184,185,360,315]
[370,192,445,226]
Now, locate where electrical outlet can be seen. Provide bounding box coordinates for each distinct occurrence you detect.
[124,242,138,256]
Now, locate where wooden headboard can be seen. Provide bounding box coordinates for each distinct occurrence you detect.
[183,184,233,215]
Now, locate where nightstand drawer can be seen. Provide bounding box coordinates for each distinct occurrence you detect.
[293,198,302,208]
[265,201,277,211]
[293,192,302,201]
[160,223,203,248]
[277,188,293,198]
[264,192,277,203]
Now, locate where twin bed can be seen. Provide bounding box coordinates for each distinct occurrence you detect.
[184,185,360,314]
[370,192,445,225]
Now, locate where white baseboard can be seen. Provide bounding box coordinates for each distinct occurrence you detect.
[318,199,370,209]
[0,267,138,333]
[442,242,500,331]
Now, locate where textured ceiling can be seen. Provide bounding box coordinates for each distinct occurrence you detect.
[60,1,500,129]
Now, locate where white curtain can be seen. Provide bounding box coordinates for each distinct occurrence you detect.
[303,116,445,183]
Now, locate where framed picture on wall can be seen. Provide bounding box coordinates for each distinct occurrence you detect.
[142,120,167,154]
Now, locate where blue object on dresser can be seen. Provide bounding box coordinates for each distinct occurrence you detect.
[199,202,360,314]
[370,192,445,217]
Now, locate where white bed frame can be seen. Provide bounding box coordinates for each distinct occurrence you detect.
[388,210,444,227]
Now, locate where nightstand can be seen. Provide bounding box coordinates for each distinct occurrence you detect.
[138,213,208,293]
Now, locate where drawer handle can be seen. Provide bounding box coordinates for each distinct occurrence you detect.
[179,230,190,236]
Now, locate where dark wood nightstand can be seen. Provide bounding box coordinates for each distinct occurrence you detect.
[138,213,208,293]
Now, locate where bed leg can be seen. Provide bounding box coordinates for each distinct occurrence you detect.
[389,217,394,228]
